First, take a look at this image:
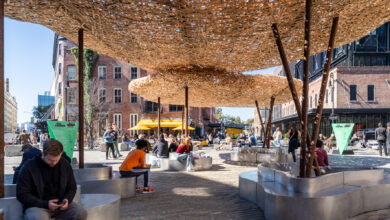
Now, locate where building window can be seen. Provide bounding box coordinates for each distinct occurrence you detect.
[113,114,122,131]
[130,93,138,103]
[114,66,122,79]
[131,67,138,79]
[67,66,76,80]
[325,89,328,104]
[314,94,318,107]
[130,114,138,136]
[114,88,122,104]
[169,105,183,112]
[67,88,76,104]
[145,100,158,112]
[58,63,62,75]
[367,85,375,101]
[98,66,107,79]
[58,82,62,95]
[310,96,312,108]
[99,88,106,104]
[350,85,357,101]
[59,44,62,56]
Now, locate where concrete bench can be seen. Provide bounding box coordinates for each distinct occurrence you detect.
[239,164,390,220]
[230,147,287,164]
[160,156,212,171]
[4,184,81,204]
[5,144,40,157]
[0,193,120,220]
[73,163,113,181]
[78,171,136,198]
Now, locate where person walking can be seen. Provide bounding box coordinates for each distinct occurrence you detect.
[16,139,87,220]
[19,130,31,145]
[103,127,117,160]
[375,123,388,156]
[273,127,282,147]
[111,123,123,157]
[288,123,301,162]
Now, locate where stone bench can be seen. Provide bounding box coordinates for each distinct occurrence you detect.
[73,163,113,181]
[78,171,136,198]
[5,144,40,157]
[239,164,390,220]
[0,193,120,220]
[230,147,287,164]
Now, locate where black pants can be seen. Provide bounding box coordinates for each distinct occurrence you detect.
[120,168,150,187]
[378,140,388,156]
[106,143,116,159]
[12,167,20,184]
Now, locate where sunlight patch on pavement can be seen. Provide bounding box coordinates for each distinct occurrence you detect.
[172,187,212,197]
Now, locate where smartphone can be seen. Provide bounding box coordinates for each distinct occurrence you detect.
[56,199,65,205]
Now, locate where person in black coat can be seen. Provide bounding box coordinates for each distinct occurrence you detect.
[152,134,169,158]
[17,139,87,220]
[13,144,42,184]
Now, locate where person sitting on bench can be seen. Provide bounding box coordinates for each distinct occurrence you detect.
[119,139,155,193]
[16,139,87,220]
[13,143,41,184]
[176,137,195,171]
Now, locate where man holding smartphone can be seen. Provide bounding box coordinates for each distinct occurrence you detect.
[16,139,87,220]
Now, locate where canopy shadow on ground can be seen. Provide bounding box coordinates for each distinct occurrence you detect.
[120,170,265,220]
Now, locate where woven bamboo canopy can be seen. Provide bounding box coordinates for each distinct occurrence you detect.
[128,66,302,107]
[5,1,390,75]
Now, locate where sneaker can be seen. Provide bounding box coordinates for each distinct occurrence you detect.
[142,187,155,193]
[135,185,141,191]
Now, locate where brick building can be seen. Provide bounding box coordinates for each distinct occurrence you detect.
[51,35,215,139]
[254,22,390,137]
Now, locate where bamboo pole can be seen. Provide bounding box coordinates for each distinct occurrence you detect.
[157,97,161,137]
[306,17,339,177]
[299,0,312,178]
[255,101,266,143]
[0,0,4,198]
[271,9,321,177]
[185,86,189,137]
[265,97,275,148]
[78,28,84,169]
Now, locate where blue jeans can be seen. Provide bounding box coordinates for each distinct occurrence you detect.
[177,153,195,170]
[274,139,281,147]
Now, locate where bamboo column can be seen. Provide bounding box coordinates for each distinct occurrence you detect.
[0,0,4,198]
[185,86,189,137]
[299,0,313,178]
[181,105,184,136]
[306,17,339,177]
[157,97,161,137]
[255,101,266,143]
[78,28,84,169]
[271,7,321,177]
[265,97,275,148]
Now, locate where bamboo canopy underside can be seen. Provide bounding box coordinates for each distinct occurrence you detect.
[5,0,390,75]
[128,68,303,108]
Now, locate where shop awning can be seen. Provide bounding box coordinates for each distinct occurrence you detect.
[128,125,151,130]
[135,119,191,128]
[173,126,195,131]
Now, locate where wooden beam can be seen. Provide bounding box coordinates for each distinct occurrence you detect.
[306,17,339,177]
[157,97,161,137]
[185,86,189,137]
[255,101,266,143]
[0,0,4,198]
[78,28,84,169]
[266,97,275,148]
[181,105,184,136]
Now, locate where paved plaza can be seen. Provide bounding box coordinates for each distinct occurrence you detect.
[5,146,390,219]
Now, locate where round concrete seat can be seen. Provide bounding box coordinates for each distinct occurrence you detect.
[73,163,112,182]
[81,194,120,220]
[193,157,212,170]
[4,184,82,204]
[160,156,212,171]
[78,171,136,198]
[0,197,23,220]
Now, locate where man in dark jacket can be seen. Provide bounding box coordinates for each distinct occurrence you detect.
[17,139,87,220]
[152,134,169,158]
[12,144,42,184]
[375,123,388,156]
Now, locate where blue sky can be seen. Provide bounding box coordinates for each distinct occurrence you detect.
[5,18,276,123]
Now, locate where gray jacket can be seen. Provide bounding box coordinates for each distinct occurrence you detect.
[152,139,169,157]
[375,127,387,141]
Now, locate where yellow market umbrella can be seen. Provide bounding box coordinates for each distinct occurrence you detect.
[129,125,151,130]
[173,126,194,131]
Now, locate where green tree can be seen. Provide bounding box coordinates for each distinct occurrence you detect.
[246,118,254,124]
[32,105,52,120]
[71,47,100,149]
[215,107,223,122]
[235,116,241,124]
